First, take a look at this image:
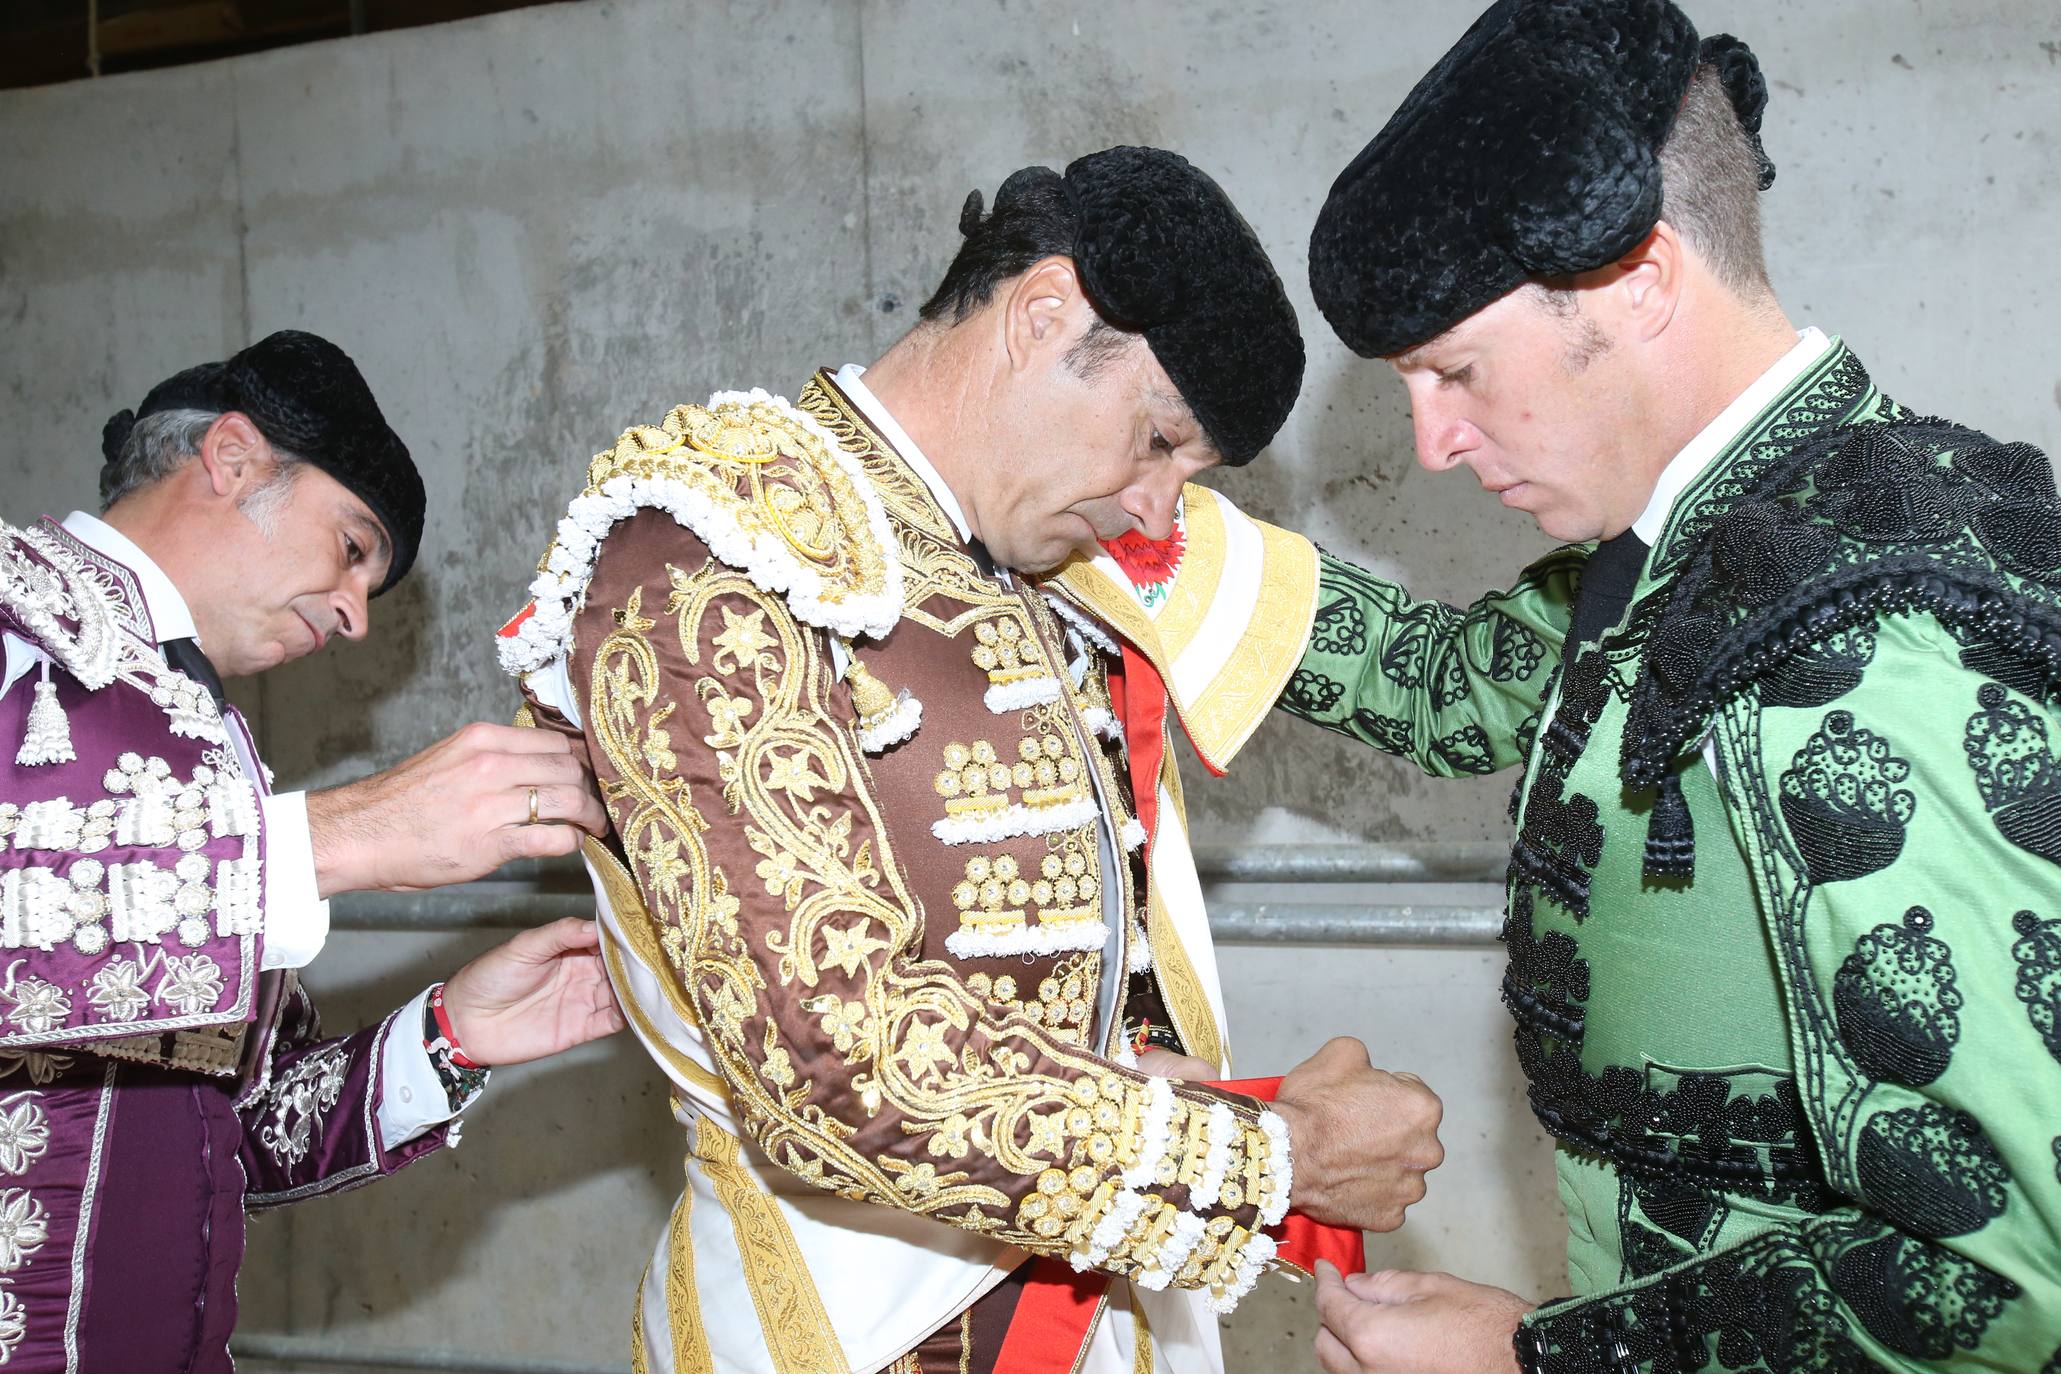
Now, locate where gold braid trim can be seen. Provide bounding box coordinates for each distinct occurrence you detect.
[796,376,1012,630]
[631,1266,651,1374]
[666,1157,717,1374]
[694,1121,852,1374]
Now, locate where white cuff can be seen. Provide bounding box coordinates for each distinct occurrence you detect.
[376,987,472,1151]
[258,791,330,971]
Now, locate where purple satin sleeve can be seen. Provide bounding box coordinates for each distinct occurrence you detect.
[238,985,447,1207]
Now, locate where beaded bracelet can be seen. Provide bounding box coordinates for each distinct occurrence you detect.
[422,983,490,1113]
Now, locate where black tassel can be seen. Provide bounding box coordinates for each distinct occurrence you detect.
[1644,770,1696,880]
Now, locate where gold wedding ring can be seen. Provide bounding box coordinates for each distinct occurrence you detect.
[526,785,540,825]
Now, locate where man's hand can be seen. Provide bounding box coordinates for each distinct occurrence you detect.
[307,722,607,897]
[1135,1048,1217,1080]
[1313,1261,1531,1374]
[1274,1036,1443,1231]
[440,917,626,1066]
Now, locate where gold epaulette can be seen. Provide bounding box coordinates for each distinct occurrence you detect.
[498,388,903,677]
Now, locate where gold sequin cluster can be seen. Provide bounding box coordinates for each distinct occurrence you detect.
[964,952,1098,1046]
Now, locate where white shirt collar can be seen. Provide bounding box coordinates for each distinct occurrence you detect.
[59,510,198,646]
[831,363,973,544]
[1631,327,1834,545]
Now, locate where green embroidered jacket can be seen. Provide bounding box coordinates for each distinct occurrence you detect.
[1280,341,2061,1371]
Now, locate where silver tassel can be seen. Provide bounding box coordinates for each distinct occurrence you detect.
[17,663,75,767]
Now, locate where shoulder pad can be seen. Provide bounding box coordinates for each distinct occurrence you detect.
[498,388,902,676]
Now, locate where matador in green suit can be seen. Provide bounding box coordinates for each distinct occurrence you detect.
[1289,2,2061,1371]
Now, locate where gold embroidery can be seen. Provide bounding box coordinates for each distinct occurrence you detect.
[1131,1297,1154,1374]
[587,395,891,599]
[797,377,1013,629]
[591,559,1152,1236]
[1145,884,1223,1071]
[666,1157,717,1374]
[797,379,960,549]
[972,614,1050,690]
[1152,486,1225,654]
[631,1266,650,1374]
[579,376,1280,1307]
[966,953,1098,1047]
[694,1121,852,1374]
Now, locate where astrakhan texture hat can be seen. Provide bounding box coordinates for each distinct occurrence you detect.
[1309,0,1775,359]
[101,330,425,593]
[962,146,1306,466]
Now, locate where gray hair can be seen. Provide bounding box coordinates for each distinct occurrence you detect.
[100,407,303,528]
[1656,66,1774,299]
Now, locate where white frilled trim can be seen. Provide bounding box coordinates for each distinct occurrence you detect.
[1120,818,1147,851]
[1072,1185,1149,1272]
[1189,1103,1238,1210]
[1124,923,1153,974]
[1043,591,1121,657]
[855,693,923,753]
[943,918,1109,961]
[497,389,904,679]
[983,676,1063,714]
[1135,1210,1207,1292]
[1078,705,1121,743]
[1110,1041,1139,1070]
[1257,1109,1293,1227]
[931,797,1099,847]
[1206,1231,1277,1315]
[1122,1076,1177,1189]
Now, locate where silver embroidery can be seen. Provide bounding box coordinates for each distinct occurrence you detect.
[153,954,225,1016]
[0,1096,48,1178]
[258,1046,349,1167]
[0,1189,48,1273]
[0,973,69,1035]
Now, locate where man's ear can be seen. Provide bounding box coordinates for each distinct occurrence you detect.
[1001,255,1090,374]
[194,412,269,499]
[1610,221,1685,343]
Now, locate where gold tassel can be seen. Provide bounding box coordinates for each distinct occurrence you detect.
[847,656,921,753]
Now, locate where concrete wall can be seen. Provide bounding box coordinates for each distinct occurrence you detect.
[3,1,2058,1369]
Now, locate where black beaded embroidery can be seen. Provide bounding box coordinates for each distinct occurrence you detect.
[1618,408,2061,880]
[1965,684,2061,865]
[1348,708,1415,757]
[1831,906,1961,1087]
[1775,710,1915,887]
[1852,1102,2011,1240]
[1518,1216,2018,1373]
[2010,908,2061,1064]
[1502,890,1824,1203]
[1827,1224,2021,1359]
[1280,667,1343,716]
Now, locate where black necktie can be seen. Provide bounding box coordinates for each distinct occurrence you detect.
[160,637,226,710]
[1568,530,1649,647]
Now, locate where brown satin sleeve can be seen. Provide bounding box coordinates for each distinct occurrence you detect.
[569,507,1286,1300]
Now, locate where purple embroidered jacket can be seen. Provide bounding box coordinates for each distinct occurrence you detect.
[0,518,449,1372]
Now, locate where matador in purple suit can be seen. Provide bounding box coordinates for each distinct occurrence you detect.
[0,331,622,1372]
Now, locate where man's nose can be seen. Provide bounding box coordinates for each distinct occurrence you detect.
[1411,397,1477,474]
[1122,476,1183,542]
[330,585,370,642]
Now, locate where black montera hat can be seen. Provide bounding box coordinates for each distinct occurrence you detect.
[1309,0,1775,359]
[101,330,424,594]
[962,146,1305,466]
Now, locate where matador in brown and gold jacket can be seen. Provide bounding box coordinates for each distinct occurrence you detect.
[499,364,1325,1374]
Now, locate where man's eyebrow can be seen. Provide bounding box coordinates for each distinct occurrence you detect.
[1146,385,1197,425]
[1390,322,1468,369]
